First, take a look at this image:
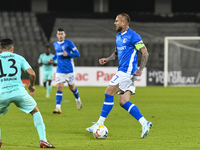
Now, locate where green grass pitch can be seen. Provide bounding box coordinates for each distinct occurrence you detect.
[1,86,200,149]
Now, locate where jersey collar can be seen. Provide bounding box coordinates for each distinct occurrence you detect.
[57,40,65,44]
[121,28,129,35]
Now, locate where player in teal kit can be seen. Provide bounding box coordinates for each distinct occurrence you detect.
[0,39,55,148]
[38,46,57,97]
[86,13,152,138]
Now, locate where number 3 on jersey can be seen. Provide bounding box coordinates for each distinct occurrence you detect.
[0,59,18,78]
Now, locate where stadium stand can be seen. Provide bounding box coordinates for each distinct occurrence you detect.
[0,11,199,69]
[0,11,49,67]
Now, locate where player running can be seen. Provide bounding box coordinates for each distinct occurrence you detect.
[49,28,82,114]
[86,13,152,138]
[0,38,55,148]
[38,46,57,98]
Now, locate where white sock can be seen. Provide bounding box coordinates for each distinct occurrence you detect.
[97,116,106,124]
[41,139,47,142]
[139,117,147,126]
[56,104,61,110]
[75,97,80,101]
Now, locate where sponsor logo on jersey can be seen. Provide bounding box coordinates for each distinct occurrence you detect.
[57,52,63,56]
[117,46,126,50]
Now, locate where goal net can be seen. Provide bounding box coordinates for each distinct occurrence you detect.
[164,36,200,87]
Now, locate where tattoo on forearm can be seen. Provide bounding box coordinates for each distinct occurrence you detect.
[107,51,118,62]
[139,50,149,72]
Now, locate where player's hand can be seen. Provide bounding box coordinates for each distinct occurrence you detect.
[134,69,142,76]
[39,62,43,65]
[49,59,53,64]
[99,58,107,65]
[28,85,35,95]
[63,49,68,56]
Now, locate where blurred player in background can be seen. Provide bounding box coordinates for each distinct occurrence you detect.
[49,28,82,114]
[0,39,55,148]
[38,46,57,98]
[86,13,153,138]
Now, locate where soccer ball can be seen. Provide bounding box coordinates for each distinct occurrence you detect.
[93,125,108,139]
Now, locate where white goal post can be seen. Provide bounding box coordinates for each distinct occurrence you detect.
[164,36,200,87]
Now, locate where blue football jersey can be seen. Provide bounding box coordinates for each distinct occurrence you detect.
[52,39,80,73]
[115,28,145,75]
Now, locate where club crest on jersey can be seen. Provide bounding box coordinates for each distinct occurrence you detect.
[123,38,127,43]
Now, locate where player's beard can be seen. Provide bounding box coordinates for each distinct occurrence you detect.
[116,26,122,32]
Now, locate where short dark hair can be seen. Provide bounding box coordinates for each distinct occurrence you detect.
[0,38,14,50]
[57,28,65,32]
[119,13,131,24]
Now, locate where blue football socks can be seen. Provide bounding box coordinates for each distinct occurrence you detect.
[73,88,79,99]
[56,91,63,105]
[100,94,114,118]
[72,88,79,99]
[122,101,143,121]
[33,112,46,140]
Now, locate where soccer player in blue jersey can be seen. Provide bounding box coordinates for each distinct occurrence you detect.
[49,28,82,114]
[0,39,55,148]
[86,13,152,138]
[38,46,57,98]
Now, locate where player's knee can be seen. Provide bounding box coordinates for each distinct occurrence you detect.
[57,85,63,91]
[48,80,52,85]
[57,87,62,91]
[30,106,39,115]
[69,84,75,91]
[119,101,124,106]
[119,99,129,107]
[70,87,75,92]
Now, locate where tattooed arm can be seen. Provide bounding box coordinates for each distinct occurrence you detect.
[134,46,149,76]
[99,50,118,65]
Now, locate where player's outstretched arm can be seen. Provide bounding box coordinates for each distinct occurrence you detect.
[134,46,149,76]
[99,50,118,65]
[26,68,36,95]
